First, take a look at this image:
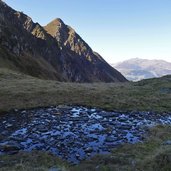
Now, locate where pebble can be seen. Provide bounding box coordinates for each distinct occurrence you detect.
[84,147,93,153]
[0,142,21,153]
[163,140,171,145]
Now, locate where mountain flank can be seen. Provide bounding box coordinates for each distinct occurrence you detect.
[0,0,127,82]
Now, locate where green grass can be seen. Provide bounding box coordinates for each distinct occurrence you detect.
[0,68,171,113]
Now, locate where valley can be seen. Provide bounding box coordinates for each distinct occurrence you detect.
[0,0,171,170]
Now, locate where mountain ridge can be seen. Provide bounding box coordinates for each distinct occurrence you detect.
[44,18,126,82]
[0,0,127,82]
[112,58,171,81]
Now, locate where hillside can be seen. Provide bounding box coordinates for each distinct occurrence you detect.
[0,0,127,83]
[0,67,170,113]
[0,1,171,171]
[112,58,171,81]
[0,67,171,171]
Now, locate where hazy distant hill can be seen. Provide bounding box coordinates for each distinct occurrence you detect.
[112,58,171,81]
[0,0,127,83]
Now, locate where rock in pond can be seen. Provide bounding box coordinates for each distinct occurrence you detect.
[0,142,21,154]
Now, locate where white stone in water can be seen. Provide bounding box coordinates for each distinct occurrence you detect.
[71,108,82,117]
[84,147,93,153]
[91,109,96,112]
[12,128,27,136]
[88,113,102,119]
[163,140,171,145]
[75,154,80,158]
[6,124,13,128]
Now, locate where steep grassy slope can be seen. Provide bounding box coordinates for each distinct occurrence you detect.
[0,68,170,113]
[0,1,63,81]
[0,47,63,80]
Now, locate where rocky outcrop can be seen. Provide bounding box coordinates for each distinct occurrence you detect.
[0,0,127,82]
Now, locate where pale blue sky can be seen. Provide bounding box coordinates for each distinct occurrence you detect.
[4,0,171,63]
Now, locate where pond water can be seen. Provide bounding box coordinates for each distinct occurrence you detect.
[0,106,171,163]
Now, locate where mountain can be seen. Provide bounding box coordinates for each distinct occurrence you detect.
[44,18,127,82]
[0,1,127,83]
[112,58,171,81]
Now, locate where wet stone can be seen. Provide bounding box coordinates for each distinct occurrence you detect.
[5,124,13,128]
[0,106,171,164]
[0,142,21,154]
[163,140,171,145]
[105,136,117,143]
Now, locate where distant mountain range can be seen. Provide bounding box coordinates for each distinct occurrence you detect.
[0,0,127,83]
[112,58,171,81]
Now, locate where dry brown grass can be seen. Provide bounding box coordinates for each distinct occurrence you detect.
[0,68,171,113]
[0,151,69,171]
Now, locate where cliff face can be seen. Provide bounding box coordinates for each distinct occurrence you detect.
[0,0,127,82]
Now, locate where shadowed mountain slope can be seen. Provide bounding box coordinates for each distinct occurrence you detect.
[0,0,127,82]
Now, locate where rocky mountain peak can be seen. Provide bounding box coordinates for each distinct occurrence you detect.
[0,0,127,83]
[44,18,96,62]
[44,18,66,37]
[51,18,65,27]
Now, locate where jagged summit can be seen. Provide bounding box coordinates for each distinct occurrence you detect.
[44,19,127,82]
[51,18,65,26]
[44,18,103,63]
[45,18,66,32]
[0,1,127,82]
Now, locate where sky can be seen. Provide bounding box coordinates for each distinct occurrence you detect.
[4,0,171,63]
